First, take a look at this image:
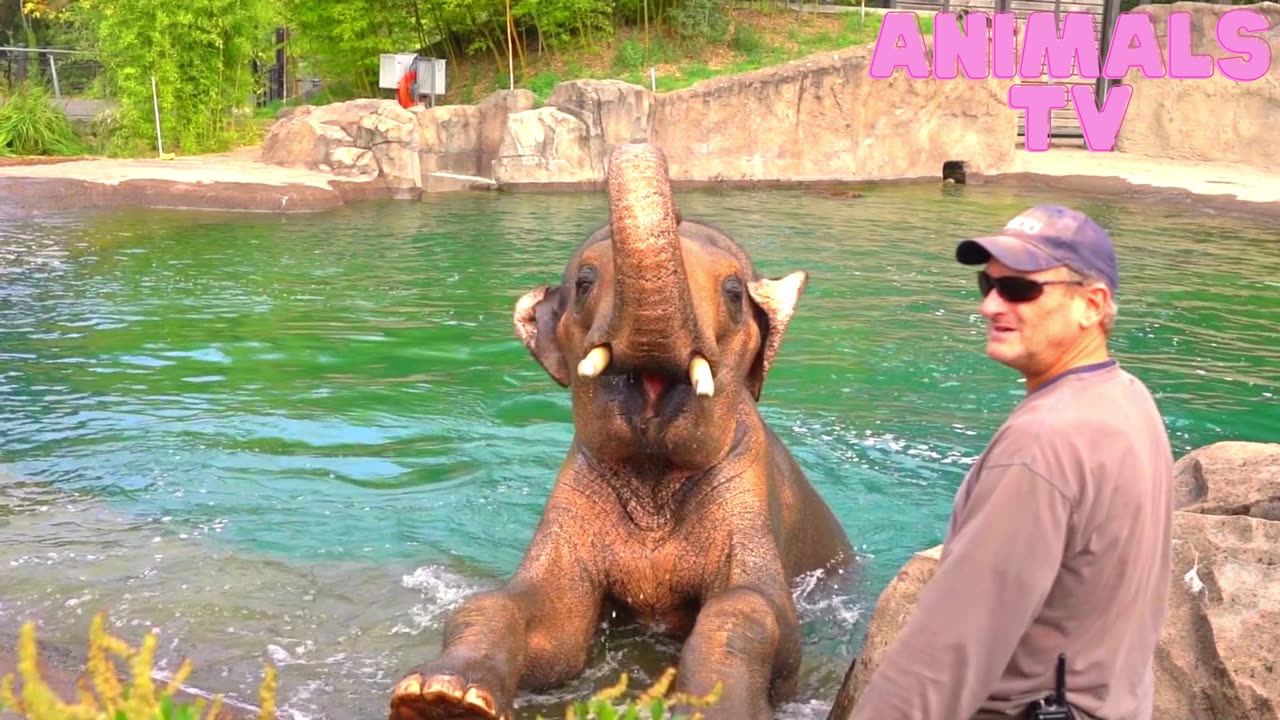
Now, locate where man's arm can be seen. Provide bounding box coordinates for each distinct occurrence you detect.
[849,461,1073,720]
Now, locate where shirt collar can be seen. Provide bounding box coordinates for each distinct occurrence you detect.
[1031,359,1118,395]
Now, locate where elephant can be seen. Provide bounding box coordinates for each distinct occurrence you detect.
[389,143,855,720]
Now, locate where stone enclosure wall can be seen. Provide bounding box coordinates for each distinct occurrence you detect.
[1115,1,1280,169]
[260,1,1278,192]
[260,41,1018,195]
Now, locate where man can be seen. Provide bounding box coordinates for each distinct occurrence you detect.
[847,205,1175,720]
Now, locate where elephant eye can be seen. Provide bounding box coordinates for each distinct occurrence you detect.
[574,265,597,312]
[723,275,744,323]
[722,275,743,304]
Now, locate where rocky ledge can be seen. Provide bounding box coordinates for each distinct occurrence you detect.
[827,440,1280,720]
[260,42,1017,197]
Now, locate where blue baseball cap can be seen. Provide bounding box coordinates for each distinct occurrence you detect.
[955,205,1119,292]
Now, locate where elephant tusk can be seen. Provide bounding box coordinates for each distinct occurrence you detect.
[690,355,714,397]
[578,345,611,378]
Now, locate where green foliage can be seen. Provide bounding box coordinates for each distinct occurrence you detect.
[0,80,86,156]
[0,612,278,720]
[68,0,275,156]
[730,23,766,55]
[666,0,730,46]
[525,70,564,99]
[538,668,722,720]
[1,616,716,720]
[515,0,615,51]
[280,0,421,97]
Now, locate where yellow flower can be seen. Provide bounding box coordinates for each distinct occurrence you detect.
[0,611,279,720]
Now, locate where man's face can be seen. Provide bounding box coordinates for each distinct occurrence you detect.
[978,258,1090,375]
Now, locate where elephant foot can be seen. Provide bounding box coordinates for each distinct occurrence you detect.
[390,671,508,720]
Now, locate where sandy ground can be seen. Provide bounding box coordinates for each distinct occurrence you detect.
[0,146,336,189]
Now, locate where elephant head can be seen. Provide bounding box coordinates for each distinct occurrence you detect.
[513,143,807,470]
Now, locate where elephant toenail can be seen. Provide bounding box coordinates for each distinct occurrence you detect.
[423,674,463,697]
[394,675,422,695]
[463,687,496,713]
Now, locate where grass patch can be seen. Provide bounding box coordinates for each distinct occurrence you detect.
[0,82,88,157]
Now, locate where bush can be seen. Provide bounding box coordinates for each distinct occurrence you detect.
[0,81,87,157]
[69,0,275,156]
[543,667,722,720]
[0,612,277,720]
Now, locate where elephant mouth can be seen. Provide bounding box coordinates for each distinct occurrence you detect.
[602,364,696,430]
[578,345,715,434]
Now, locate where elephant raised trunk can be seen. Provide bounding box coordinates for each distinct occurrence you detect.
[597,144,714,391]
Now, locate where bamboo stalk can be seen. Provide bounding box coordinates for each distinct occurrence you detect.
[506,0,515,89]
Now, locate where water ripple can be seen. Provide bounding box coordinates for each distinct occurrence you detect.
[0,186,1276,718]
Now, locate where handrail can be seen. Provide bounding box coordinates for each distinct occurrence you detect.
[0,46,97,55]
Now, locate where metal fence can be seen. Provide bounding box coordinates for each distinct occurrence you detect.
[252,27,291,107]
[0,46,110,121]
[1,35,301,117]
[1,46,102,97]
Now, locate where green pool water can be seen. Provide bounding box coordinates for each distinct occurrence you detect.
[1,181,1277,719]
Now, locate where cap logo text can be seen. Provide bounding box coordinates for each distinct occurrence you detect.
[1006,216,1044,235]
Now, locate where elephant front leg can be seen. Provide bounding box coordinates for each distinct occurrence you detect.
[672,586,802,720]
[390,588,532,720]
[390,512,604,720]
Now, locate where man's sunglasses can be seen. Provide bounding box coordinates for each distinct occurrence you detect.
[978,271,1082,303]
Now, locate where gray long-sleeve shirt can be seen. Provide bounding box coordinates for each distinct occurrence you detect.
[849,360,1174,720]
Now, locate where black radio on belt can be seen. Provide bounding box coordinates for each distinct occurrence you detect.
[1028,654,1075,720]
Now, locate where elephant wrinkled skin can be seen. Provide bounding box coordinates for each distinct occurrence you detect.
[389,143,855,720]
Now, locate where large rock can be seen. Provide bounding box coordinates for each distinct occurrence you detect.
[547,79,653,178]
[261,98,424,195]
[492,79,656,184]
[261,100,382,168]
[828,440,1280,720]
[491,106,598,185]
[415,90,540,191]
[1174,441,1280,519]
[419,104,483,182]
[477,89,538,176]
[327,146,378,178]
[827,546,942,720]
[1115,2,1280,169]
[1159,511,1280,719]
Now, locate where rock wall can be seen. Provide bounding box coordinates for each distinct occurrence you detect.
[827,440,1280,720]
[260,43,1017,194]
[651,45,1014,183]
[1114,2,1280,170]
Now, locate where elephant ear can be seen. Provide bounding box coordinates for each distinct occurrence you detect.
[746,270,807,401]
[513,284,571,387]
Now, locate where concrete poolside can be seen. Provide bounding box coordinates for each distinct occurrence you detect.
[0,147,332,188]
[1006,148,1280,207]
[1,146,1278,216]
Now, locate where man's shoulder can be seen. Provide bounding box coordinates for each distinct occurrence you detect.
[979,365,1168,484]
[1021,364,1160,427]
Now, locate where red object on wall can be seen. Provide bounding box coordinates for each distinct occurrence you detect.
[397,70,417,109]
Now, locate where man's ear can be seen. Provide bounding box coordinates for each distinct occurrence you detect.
[513,285,571,387]
[1081,282,1111,329]
[745,270,807,401]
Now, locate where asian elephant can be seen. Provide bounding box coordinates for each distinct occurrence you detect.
[389,143,855,720]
